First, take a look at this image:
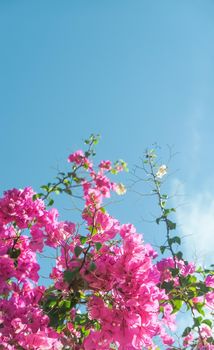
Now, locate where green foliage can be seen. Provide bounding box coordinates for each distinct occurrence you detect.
[139,147,214,347]
[74,245,83,257]
[63,269,79,284]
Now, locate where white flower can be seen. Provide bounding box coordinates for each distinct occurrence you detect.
[115,183,127,195]
[156,165,167,179]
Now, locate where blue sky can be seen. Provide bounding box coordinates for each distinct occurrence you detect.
[1,1,214,272]
[1,1,214,346]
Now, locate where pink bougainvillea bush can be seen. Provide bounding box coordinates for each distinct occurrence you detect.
[0,135,213,349]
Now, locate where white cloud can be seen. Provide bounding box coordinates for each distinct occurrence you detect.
[172,179,214,266]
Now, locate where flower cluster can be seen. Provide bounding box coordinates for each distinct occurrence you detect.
[0,141,213,349]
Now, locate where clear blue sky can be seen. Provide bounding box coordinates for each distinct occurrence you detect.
[1,1,214,262]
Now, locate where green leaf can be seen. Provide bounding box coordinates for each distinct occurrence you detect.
[187,290,196,299]
[82,328,90,337]
[88,225,98,236]
[32,193,43,200]
[202,319,212,328]
[40,185,49,191]
[161,194,168,199]
[161,200,166,208]
[169,236,181,245]
[170,267,180,277]
[63,179,71,185]
[59,299,72,312]
[64,188,72,195]
[57,324,66,333]
[48,299,58,308]
[163,208,175,216]
[182,327,192,337]
[89,262,96,271]
[187,275,197,284]
[63,269,78,283]
[196,266,203,273]
[80,236,87,244]
[95,242,102,251]
[7,248,21,259]
[156,217,162,225]
[162,281,174,292]
[160,245,167,254]
[171,299,183,313]
[48,198,54,206]
[194,303,205,316]
[175,251,183,260]
[207,337,214,344]
[73,176,82,183]
[74,246,83,257]
[187,286,197,299]
[196,282,210,295]
[193,316,203,327]
[166,219,176,230]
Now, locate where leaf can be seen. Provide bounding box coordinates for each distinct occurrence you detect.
[48,198,54,206]
[32,193,43,200]
[95,242,102,251]
[7,248,21,259]
[207,337,214,344]
[82,328,90,337]
[64,188,72,195]
[161,200,166,208]
[196,266,203,273]
[74,246,83,257]
[63,269,78,283]
[89,262,96,271]
[193,316,203,327]
[194,303,205,316]
[170,267,180,277]
[162,281,174,292]
[160,245,167,254]
[187,275,197,284]
[166,219,176,230]
[175,251,183,260]
[196,282,210,295]
[187,287,197,299]
[171,299,183,313]
[169,236,181,245]
[40,185,49,191]
[182,327,192,337]
[80,236,87,244]
[156,217,162,225]
[63,179,71,185]
[59,299,72,312]
[202,319,212,328]
[161,194,168,199]
[88,225,97,236]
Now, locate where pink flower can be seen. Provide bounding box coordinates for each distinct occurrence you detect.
[205,291,214,309]
[99,160,112,171]
[205,275,214,288]
[25,332,62,349]
[68,150,92,169]
[183,333,194,346]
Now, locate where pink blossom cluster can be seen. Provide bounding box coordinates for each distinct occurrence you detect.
[156,257,195,284]
[183,325,214,350]
[0,149,213,349]
[49,152,177,349]
[0,187,70,348]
